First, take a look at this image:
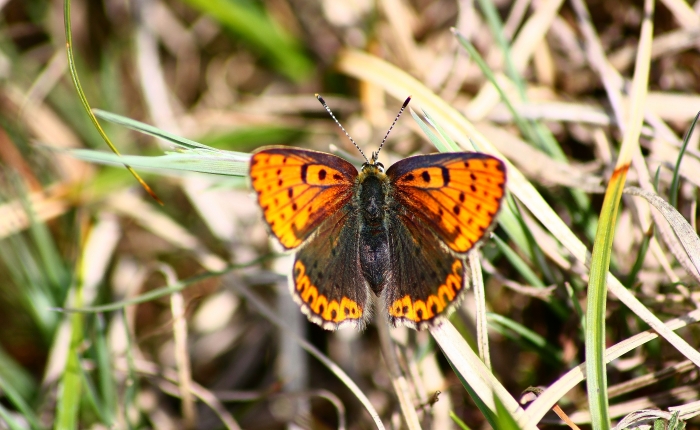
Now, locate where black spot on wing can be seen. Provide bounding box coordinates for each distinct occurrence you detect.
[441,166,450,184]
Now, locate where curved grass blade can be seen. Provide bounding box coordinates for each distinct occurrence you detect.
[64,0,161,204]
[625,187,700,278]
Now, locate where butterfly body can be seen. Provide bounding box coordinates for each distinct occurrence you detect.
[250,147,506,330]
[355,164,392,295]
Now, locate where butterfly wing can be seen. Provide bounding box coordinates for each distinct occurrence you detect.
[292,206,370,330]
[383,211,467,329]
[250,147,358,250]
[386,153,506,255]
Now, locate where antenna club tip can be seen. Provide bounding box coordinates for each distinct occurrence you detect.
[402,96,412,107]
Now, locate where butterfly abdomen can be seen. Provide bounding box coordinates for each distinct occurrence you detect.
[357,168,391,295]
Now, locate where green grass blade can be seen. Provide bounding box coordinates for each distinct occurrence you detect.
[0,403,32,430]
[92,109,224,151]
[670,111,700,208]
[625,226,653,287]
[61,148,250,178]
[475,0,526,100]
[420,109,462,152]
[585,166,625,430]
[487,313,563,366]
[0,373,43,430]
[450,411,472,430]
[410,109,456,152]
[94,315,116,425]
[493,393,522,430]
[55,313,84,429]
[492,235,543,288]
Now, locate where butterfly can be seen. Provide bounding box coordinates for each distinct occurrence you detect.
[249,95,506,330]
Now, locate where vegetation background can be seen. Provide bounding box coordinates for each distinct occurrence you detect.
[0,0,699,428]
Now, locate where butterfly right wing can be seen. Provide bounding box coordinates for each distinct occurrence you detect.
[386,153,506,255]
[250,147,358,250]
[384,208,467,329]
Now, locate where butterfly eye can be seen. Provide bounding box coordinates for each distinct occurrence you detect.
[375,162,385,172]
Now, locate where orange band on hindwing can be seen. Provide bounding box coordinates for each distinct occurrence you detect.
[388,259,464,323]
[293,260,363,323]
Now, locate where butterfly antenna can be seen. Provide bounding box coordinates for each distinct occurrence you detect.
[316,94,369,163]
[373,96,412,163]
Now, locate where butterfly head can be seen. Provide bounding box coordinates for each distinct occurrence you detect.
[362,156,385,174]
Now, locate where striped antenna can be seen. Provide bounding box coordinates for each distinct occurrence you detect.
[316,94,369,163]
[372,96,411,163]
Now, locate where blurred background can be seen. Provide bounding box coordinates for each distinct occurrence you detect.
[1,0,700,428]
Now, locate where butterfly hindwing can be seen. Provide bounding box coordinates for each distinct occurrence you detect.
[386,153,506,254]
[292,207,371,330]
[384,210,467,329]
[250,147,358,250]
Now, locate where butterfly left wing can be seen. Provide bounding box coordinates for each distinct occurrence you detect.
[250,147,358,250]
[292,206,371,330]
[386,152,506,255]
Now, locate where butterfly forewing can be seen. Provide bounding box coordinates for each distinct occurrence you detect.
[249,147,358,250]
[386,153,506,254]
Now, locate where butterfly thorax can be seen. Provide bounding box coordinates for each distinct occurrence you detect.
[356,163,392,296]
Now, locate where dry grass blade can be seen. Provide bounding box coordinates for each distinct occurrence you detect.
[376,321,422,430]
[469,252,491,370]
[429,322,532,429]
[169,287,197,428]
[625,187,700,279]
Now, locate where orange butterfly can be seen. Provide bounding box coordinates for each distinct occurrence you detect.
[249,96,506,330]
